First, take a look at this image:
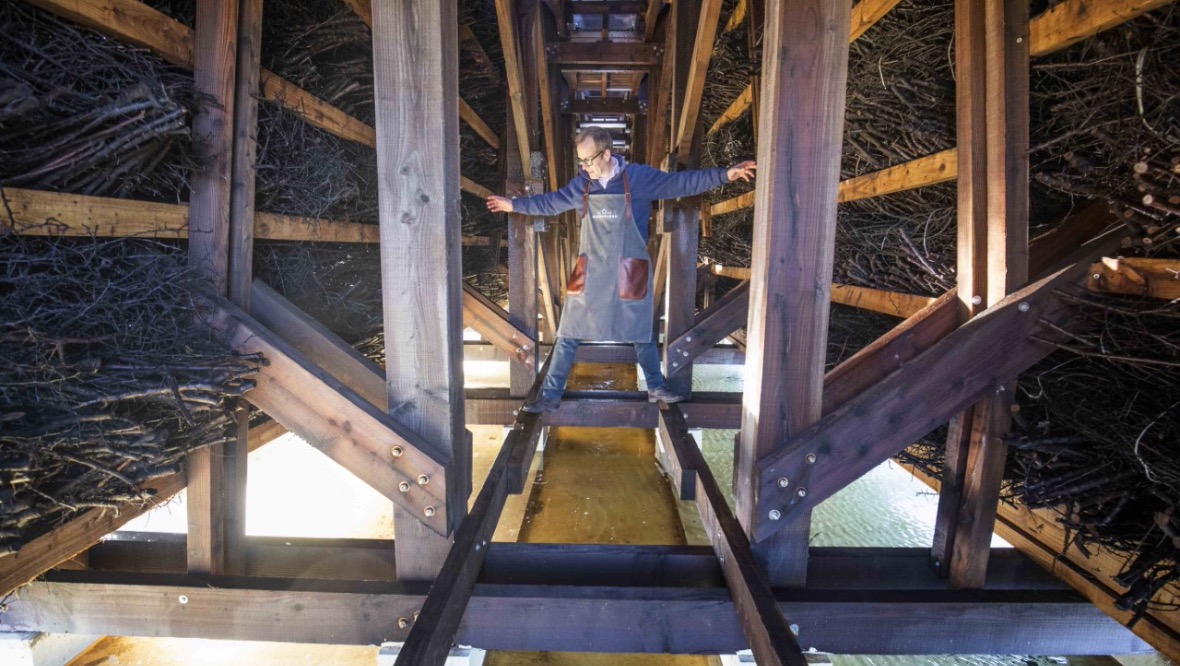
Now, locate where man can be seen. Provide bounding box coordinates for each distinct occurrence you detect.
[487,126,755,413]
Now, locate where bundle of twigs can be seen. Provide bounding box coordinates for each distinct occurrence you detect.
[262,0,375,125]
[1006,292,1180,618]
[0,2,195,202]
[0,231,258,556]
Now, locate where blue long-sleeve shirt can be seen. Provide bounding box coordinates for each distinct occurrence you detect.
[511,156,730,242]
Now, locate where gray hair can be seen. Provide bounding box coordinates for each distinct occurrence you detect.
[574,126,612,152]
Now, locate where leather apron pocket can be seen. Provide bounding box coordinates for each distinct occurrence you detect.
[567,254,589,296]
[617,257,649,301]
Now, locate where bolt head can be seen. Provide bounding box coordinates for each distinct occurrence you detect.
[768,509,782,521]
[424,506,436,517]
[178,595,188,605]
[971,295,983,305]
[805,452,817,464]
[398,617,409,629]
[672,361,679,367]
[796,487,808,498]
[777,477,790,488]
[417,474,429,486]
[399,481,410,492]
[789,623,800,635]
[391,446,404,458]
[1018,301,1030,312]
[686,336,692,342]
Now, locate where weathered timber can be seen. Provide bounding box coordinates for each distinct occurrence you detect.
[373,0,468,577]
[664,205,700,394]
[752,230,1125,541]
[545,41,661,67]
[661,405,808,665]
[839,149,958,203]
[1088,257,1180,299]
[908,465,1180,662]
[707,85,753,135]
[497,0,535,176]
[461,176,497,199]
[256,71,376,146]
[185,0,239,576]
[1028,0,1178,57]
[849,0,905,42]
[735,1,851,590]
[533,6,559,193]
[644,0,665,41]
[674,0,723,163]
[666,280,749,374]
[0,571,1150,654]
[199,293,450,535]
[946,0,1030,590]
[566,1,644,14]
[0,420,285,598]
[460,98,501,150]
[1,188,383,243]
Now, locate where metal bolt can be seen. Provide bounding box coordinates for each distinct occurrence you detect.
[1092,273,1102,280]
[178,595,189,605]
[971,295,983,305]
[777,477,790,489]
[391,445,403,458]
[769,509,782,521]
[424,506,436,517]
[686,336,692,342]
[417,474,430,486]
[796,487,808,498]
[789,623,800,636]
[681,351,689,357]
[805,452,817,464]
[672,361,679,367]
[1018,301,1030,312]
[414,611,420,621]
[398,617,409,629]
[1016,36,1023,43]
[399,481,411,492]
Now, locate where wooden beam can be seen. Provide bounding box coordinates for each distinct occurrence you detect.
[1,188,384,243]
[0,420,285,598]
[1029,0,1177,57]
[838,149,958,203]
[849,0,905,42]
[2,572,1149,654]
[461,176,497,199]
[465,388,743,428]
[643,0,666,41]
[200,293,451,535]
[566,1,644,14]
[341,0,372,27]
[702,269,937,318]
[533,7,560,194]
[735,0,851,589]
[459,99,502,151]
[1088,257,1180,299]
[660,405,808,665]
[256,71,376,147]
[497,0,535,176]
[673,0,723,163]
[373,0,469,578]
[185,0,239,576]
[751,230,1124,541]
[666,281,749,374]
[663,204,700,395]
[708,190,756,216]
[564,98,644,115]
[707,85,753,135]
[546,41,662,66]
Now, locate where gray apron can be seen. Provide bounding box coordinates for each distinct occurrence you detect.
[558,170,654,343]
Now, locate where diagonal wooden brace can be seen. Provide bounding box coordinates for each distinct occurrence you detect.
[197,292,452,536]
[750,231,1123,542]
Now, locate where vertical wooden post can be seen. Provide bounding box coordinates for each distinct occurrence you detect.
[220,0,264,577]
[733,0,851,587]
[373,0,469,581]
[186,0,239,576]
[662,203,698,397]
[506,105,540,398]
[947,0,1029,589]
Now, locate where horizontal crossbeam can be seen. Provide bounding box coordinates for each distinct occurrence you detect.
[545,41,661,66]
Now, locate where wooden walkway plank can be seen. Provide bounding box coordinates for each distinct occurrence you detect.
[660,405,808,665]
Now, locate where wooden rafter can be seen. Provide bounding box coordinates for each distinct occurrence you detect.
[673,0,723,163]
[643,0,665,41]
[496,0,535,176]
[1088,257,1180,299]
[460,99,502,150]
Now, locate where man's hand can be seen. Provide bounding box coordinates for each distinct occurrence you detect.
[726,160,757,183]
[486,195,514,213]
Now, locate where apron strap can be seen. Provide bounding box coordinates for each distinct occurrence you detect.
[622,171,632,223]
[580,179,592,218]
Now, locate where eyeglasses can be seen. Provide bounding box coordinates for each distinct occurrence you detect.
[575,147,606,167]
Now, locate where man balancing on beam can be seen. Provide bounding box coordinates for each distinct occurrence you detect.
[486,125,756,414]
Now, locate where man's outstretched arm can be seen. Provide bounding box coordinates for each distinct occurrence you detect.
[486,177,585,216]
[632,161,756,200]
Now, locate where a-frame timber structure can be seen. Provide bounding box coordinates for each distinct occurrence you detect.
[1,0,1177,663]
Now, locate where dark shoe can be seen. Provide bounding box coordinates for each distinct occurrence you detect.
[521,392,561,414]
[647,386,685,404]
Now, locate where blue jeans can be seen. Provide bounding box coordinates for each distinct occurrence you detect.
[540,336,666,399]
